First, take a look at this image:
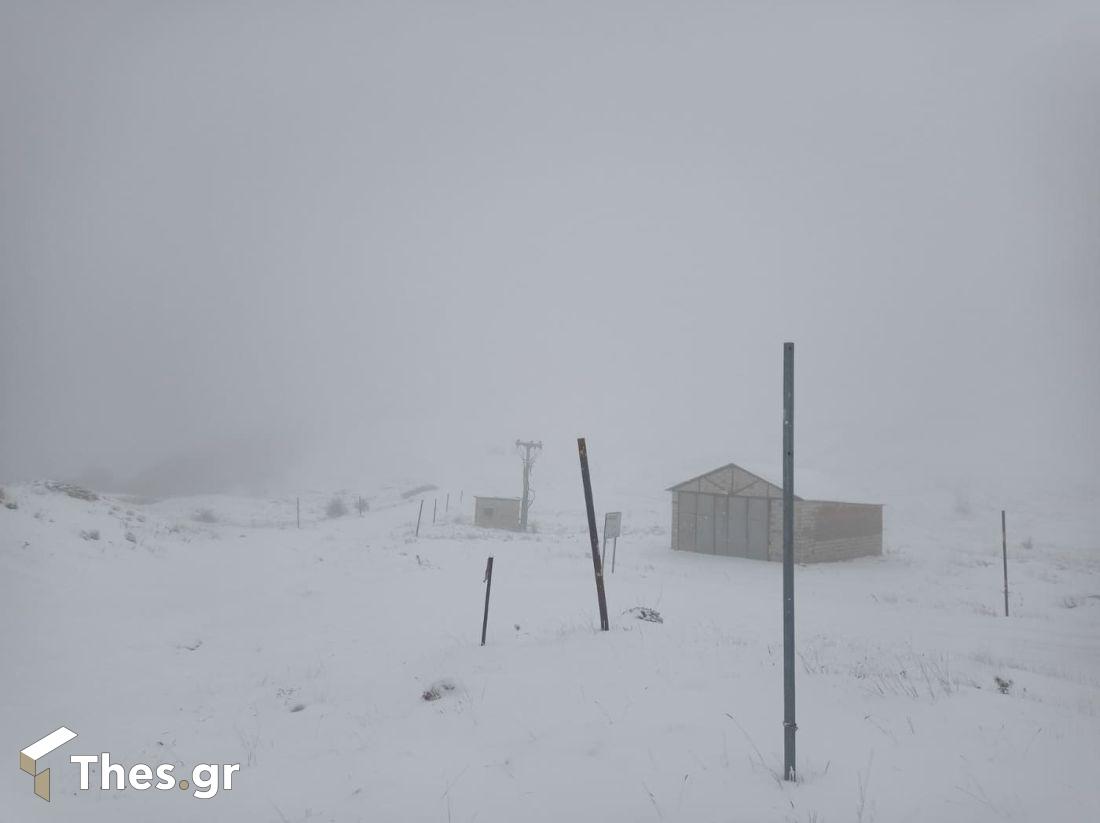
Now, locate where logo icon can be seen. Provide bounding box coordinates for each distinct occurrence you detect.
[20,727,77,801]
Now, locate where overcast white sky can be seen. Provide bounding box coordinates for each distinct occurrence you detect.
[1,2,1097,503]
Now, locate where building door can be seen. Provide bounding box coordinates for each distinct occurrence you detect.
[696,493,715,553]
[677,492,697,551]
[714,495,730,555]
[726,496,749,557]
[747,497,769,560]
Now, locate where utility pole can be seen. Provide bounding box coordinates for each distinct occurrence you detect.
[515,439,543,532]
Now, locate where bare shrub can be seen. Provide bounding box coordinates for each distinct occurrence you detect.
[193,508,219,523]
[858,652,964,702]
[624,606,664,623]
[326,496,348,519]
[80,529,100,541]
[421,679,456,701]
[46,481,98,501]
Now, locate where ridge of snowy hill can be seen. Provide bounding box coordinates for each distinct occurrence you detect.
[1,481,1098,822]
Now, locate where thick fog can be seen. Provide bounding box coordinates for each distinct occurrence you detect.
[2,2,1098,509]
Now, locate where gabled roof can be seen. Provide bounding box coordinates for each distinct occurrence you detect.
[666,462,802,500]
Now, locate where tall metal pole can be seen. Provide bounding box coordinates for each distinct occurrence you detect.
[578,438,610,631]
[782,342,796,781]
[1002,510,1009,617]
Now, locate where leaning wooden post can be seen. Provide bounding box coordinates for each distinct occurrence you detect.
[415,499,424,537]
[1002,510,1009,617]
[481,556,494,646]
[577,437,610,631]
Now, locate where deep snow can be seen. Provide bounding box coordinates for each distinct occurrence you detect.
[1,480,1098,822]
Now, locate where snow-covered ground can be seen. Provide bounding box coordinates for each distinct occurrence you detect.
[2,480,1098,822]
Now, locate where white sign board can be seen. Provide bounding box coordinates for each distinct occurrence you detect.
[603,511,622,540]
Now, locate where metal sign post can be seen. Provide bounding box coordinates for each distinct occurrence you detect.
[603,512,622,573]
[782,341,797,782]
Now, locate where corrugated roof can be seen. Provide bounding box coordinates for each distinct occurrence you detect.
[666,462,802,500]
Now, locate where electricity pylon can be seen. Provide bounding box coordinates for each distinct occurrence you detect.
[515,439,542,532]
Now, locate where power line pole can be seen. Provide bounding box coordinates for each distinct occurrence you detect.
[515,439,543,532]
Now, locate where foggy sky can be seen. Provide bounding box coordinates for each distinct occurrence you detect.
[2,2,1098,502]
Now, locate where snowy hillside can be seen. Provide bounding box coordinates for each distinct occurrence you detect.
[2,481,1098,822]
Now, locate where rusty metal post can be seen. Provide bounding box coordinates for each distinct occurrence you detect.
[578,438,610,631]
[481,556,494,645]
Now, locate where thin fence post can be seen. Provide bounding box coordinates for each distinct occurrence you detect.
[415,499,424,537]
[578,437,610,632]
[481,556,494,646]
[296,497,300,529]
[433,498,437,524]
[446,493,450,513]
[1002,510,1009,617]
